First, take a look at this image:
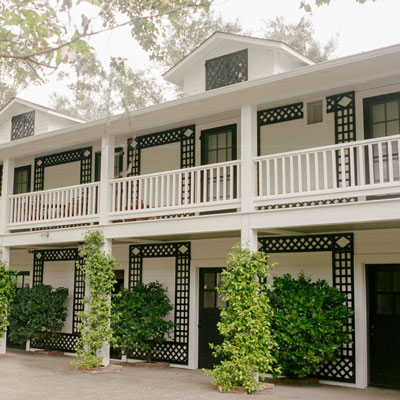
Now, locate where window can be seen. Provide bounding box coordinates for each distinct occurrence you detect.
[13,165,31,194]
[16,271,30,289]
[205,49,248,91]
[94,147,124,181]
[201,125,237,165]
[364,92,400,184]
[11,111,35,141]
[307,100,323,124]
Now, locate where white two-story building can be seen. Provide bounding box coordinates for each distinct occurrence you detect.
[0,32,399,390]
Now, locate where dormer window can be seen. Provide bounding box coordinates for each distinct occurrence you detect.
[11,111,35,141]
[205,49,248,91]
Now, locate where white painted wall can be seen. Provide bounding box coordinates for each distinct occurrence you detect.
[43,161,81,190]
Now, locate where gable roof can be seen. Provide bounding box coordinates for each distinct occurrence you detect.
[163,31,314,86]
[0,97,84,123]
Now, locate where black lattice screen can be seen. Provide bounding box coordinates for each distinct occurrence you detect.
[127,126,195,177]
[205,49,248,91]
[327,92,356,187]
[128,242,191,364]
[32,248,85,334]
[31,333,79,353]
[34,147,92,191]
[11,111,35,141]
[258,103,304,126]
[258,233,355,383]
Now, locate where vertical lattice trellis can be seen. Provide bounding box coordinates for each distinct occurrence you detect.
[34,147,92,191]
[327,92,356,186]
[32,248,85,334]
[128,242,191,364]
[258,233,355,383]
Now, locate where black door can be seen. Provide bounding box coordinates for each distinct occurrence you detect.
[198,268,226,369]
[367,264,400,388]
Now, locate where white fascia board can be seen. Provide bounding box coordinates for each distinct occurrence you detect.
[0,98,84,123]
[1,42,400,159]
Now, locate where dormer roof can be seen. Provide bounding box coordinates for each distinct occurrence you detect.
[164,31,314,87]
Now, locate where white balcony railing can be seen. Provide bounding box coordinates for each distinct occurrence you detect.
[8,182,100,227]
[110,160,241,218]
[254,135,400,206]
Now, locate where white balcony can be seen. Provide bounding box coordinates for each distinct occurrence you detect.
[110,160,241,220]
[254,135,400,207]
[8,182,100,229]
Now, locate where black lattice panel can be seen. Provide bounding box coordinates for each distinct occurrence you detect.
[258,233,355,383]
[31,333,79,353]
[206,49,248,90]
[257,197,358,210]
[33,248,84,334]
[11,111,35,141]
[128,242,191,365]
[127,126,195,177]
[327,92,356,187]
[34,147,92,191]
[73,259,85,334]
[130,342,188,365]
[258,103,303,126]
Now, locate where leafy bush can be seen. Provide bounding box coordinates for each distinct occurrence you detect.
[268,273,353,379]
[0,261,18,337]
[74,230,116,369]
[9,284,68,347]
[112,281,174,363]
[205,246,278,393]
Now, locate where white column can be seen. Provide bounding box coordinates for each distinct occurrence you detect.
[96,238,111,367]
[0,247,11,355]
[99,133,115,226]
[0,158,15,235]
[240,103,258,214]
[240,215,258,251]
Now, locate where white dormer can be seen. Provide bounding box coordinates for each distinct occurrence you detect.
[164,32,314,96]
[0,98,83,144]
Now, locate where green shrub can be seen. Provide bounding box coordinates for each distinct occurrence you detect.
[112,281,174,363]
[9,285,68,348]
[74,230,116,369]
[0,261,18,337]
[268,273,353,379]
[205,246,278,393]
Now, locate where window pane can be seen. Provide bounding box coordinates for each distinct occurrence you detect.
[216,293,227,308]
[204,273,215,290]
[204,291,215,308]
[227,131,232,147]
[393,271,400,291]
[372,122,386,137]
[386,101,399,120]
[208,150,217,164]
[307,101,323,124]
[218,132,227,148]
[386,120,399,136]
[372,103,385,123]
[395,295,400,314]
[376,294,392,314]
[208,134,217,150]
[376,271,391,291]
[217,149,227,162]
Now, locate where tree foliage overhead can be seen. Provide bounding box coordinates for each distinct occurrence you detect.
[300,0,377,12]
[264,16,337,62]
[50,55,164,121]
[0,0,213,109]
[159,9,243,68]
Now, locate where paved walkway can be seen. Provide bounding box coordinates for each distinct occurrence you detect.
[0,350,398,400]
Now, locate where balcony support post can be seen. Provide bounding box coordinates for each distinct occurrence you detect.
[99,133,115,226]
[240,103,257,213]
[0,246,10,355]
[0,158,15,235]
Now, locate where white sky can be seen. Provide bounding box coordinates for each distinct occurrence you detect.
[19,0,400,106]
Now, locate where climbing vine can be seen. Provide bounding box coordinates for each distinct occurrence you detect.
[205,245,278,393]
[73,230,116,369]
[0,258,17,337]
